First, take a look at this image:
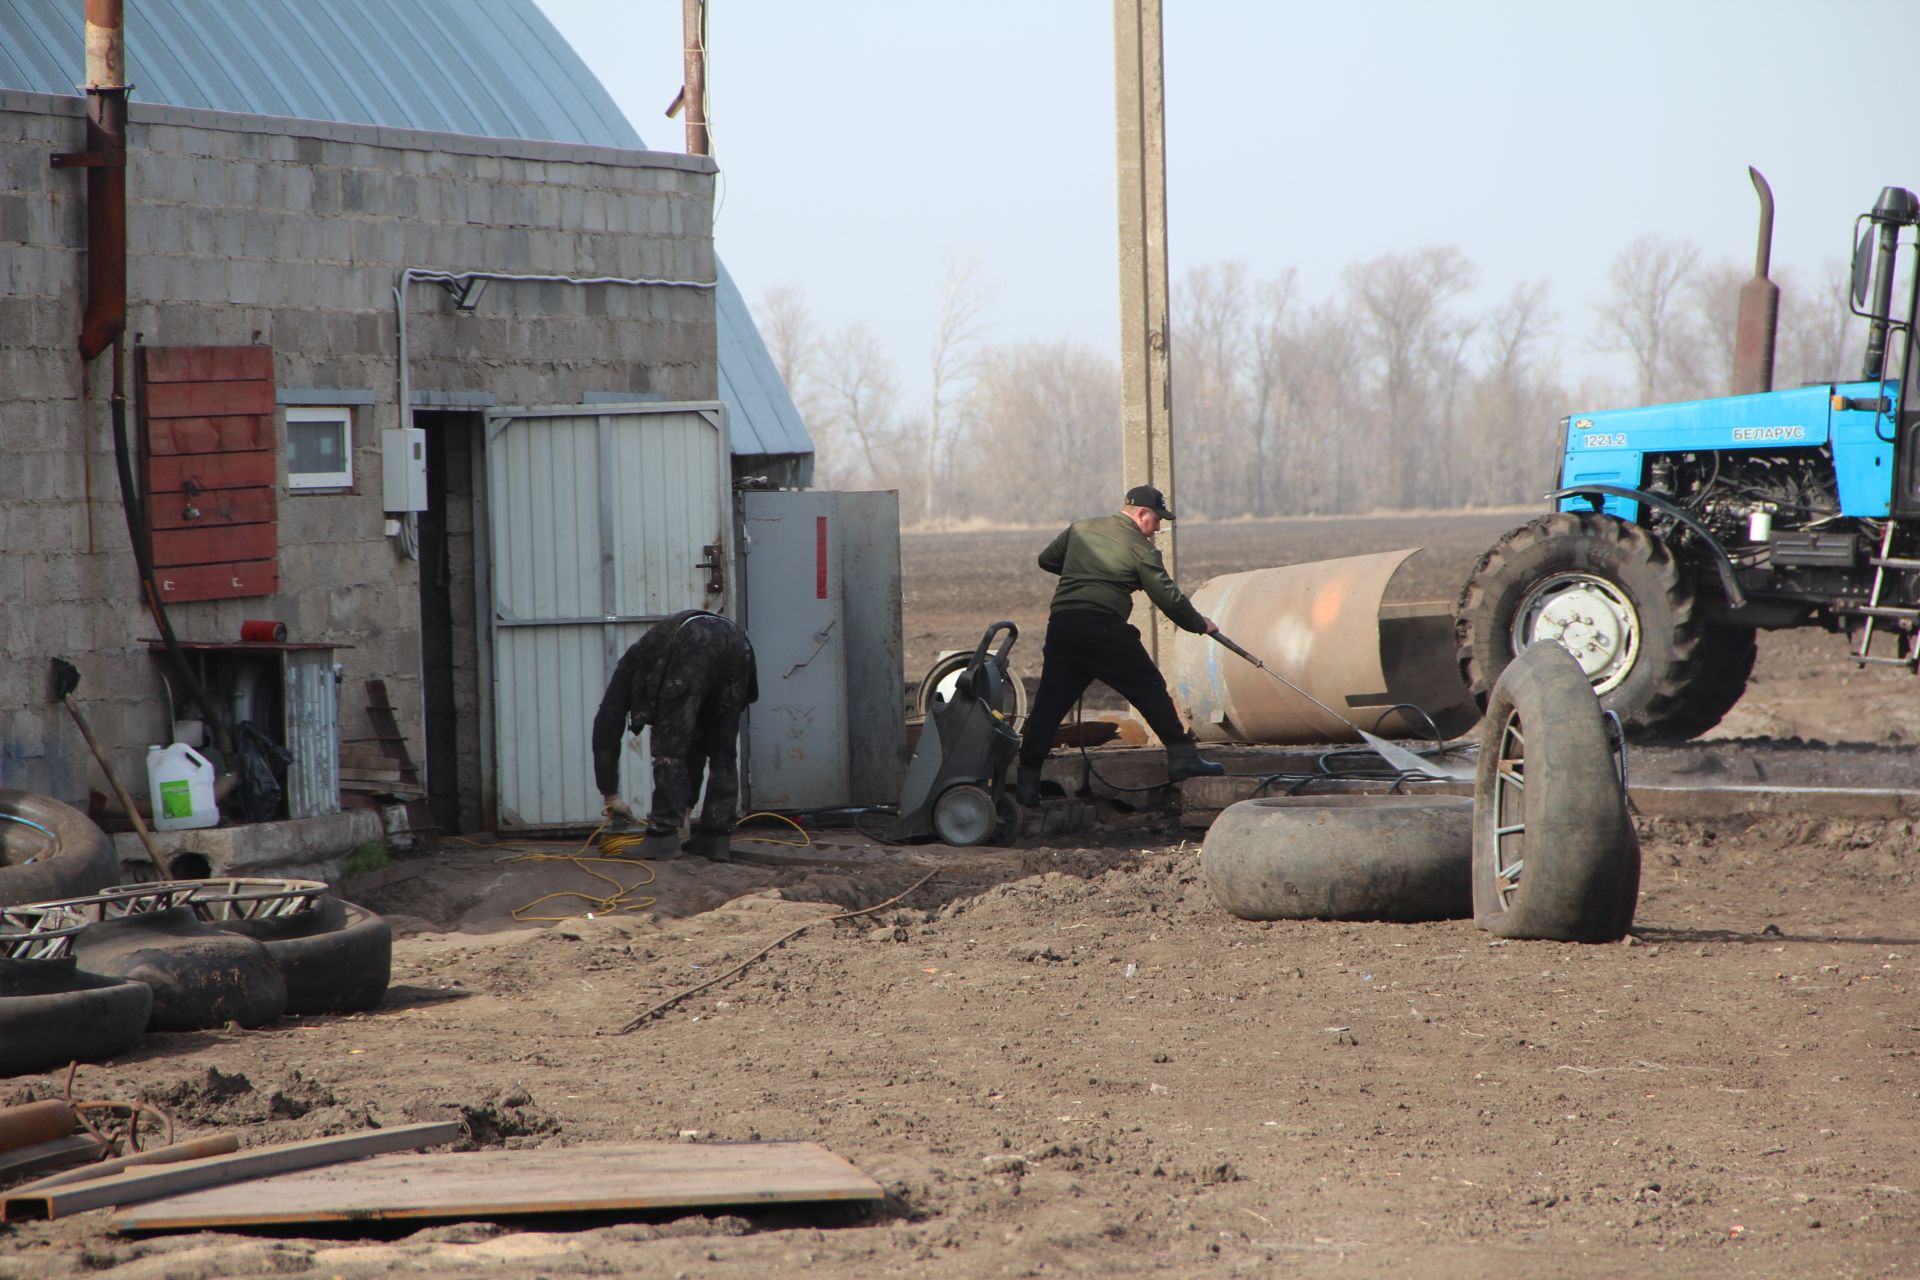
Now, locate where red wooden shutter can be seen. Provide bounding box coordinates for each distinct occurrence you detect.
[136,345,280,603]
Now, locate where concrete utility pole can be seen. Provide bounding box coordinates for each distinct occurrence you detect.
[1113,0,1177,663]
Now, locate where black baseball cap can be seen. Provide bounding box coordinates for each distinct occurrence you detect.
[1125,484,1176,521]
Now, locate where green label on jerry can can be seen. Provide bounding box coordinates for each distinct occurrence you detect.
[160,779,193,819]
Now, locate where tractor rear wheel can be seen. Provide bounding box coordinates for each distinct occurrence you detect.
[1455,512,1703,739]
[1642,624,1757,741]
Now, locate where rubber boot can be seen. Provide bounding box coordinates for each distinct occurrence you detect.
[1165,738,1225,783]
[683,823,733,862]
[636,825,685,860]
[1015,766,1043,807]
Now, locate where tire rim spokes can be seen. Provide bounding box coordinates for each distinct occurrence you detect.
[0,904,87,960]
[1492,710,1526,909]
[1513,572,1642,694]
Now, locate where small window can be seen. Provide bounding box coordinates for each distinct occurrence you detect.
[286,407,353,490]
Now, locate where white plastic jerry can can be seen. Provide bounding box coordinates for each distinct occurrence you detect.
[147,743,219,830]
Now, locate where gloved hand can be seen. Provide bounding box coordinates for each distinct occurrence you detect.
[602,795,635,823]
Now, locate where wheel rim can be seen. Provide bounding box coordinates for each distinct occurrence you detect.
[1512,572,1641,693]
[1491,707,1526,911]
[932,784,996,845]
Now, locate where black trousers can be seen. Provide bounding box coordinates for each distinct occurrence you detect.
[1018,609,1189,769]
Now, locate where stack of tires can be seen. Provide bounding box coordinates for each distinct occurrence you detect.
[1199,643,1640,943]
[2,791,393,1077]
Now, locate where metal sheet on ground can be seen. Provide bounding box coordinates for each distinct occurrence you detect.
[108,1141,883,1231]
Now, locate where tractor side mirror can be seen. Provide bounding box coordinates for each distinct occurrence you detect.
[1852,223,1873,307]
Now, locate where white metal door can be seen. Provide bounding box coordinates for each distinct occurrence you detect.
[483,403,731,827]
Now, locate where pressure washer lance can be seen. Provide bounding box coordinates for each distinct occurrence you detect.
[1206,630,1475,782]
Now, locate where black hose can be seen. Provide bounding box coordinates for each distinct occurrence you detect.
[108,383,234,756]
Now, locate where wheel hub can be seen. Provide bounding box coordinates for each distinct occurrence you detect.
[1513,573,1641,693]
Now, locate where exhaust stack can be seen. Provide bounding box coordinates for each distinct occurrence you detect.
[1730,166,1778,397]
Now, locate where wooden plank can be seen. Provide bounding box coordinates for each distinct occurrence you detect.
[148,486,277,531]
[150,524,277,569]
[3,1122,459,1222]
[339,765,404,784]
[337,744,393,767]
[6,1135,239,1196]
[143,379,276,419]
[340,779,426,799]
[106,1142,883,1231]
[153,560,280,603]
[148,415,275,456]
[141,345,274,384]
[146,450,276,493]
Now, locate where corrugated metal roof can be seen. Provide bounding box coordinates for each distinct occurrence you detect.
[0,0,813,464]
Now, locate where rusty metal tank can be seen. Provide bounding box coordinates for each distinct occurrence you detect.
[1166,549,1479,745]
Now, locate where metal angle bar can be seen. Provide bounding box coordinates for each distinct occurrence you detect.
[5,1134,239,1196]
[0,1135,112,1182]
[2,1122,460,1222]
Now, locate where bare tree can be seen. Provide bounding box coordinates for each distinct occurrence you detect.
[959,339,1120,523]
[818,321,902,489]
[921,260,992,522]
[1343,246,1475,507]
[1244,270,1299,517]
[1596,235,1700,403]
[1775,261,1859,388]
[1172,262,1252,514]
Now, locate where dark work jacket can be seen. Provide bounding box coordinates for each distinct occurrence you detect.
[590,610,758,795]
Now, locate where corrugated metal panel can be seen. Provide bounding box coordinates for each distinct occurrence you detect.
[0,0,642,147]
[283,650,340,820]
[486,404,730,826]
[0,0,814,467]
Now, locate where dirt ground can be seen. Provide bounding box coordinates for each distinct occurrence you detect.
[3,511,1918,1279]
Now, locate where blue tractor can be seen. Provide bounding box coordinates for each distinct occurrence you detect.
[1457,173,1920,739]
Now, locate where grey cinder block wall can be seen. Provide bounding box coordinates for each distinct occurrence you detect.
[0,88,718,832]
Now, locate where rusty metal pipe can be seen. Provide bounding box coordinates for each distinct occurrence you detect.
[1165,550,1479,745]
[682,0,708,156]
[0,1102,78,1156]
[67,0,129,359]
[1731,167,1778,396]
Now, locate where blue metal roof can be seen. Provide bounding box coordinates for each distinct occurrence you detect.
[0,0,812,464]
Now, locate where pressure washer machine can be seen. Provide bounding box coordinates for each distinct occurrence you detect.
[891,621,1021,845]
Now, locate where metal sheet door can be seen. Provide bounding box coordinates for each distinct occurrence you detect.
[484,403,731,827]
[742,490,850,809]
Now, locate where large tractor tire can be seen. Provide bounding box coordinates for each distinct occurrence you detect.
[1644,624,1757,741]
[1472,643,1640,943]
[1455,511,1704,740]
[0,791,120,908]
[191,882,392,1015]
[1201,795,1473,922]
[64,887,287,1031]
[2,905,153,1077]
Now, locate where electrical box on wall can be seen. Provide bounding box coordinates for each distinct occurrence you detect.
[381,427,427,512]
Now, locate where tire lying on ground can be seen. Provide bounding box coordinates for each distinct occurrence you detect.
[1200,794,1474,922]
[1472,641,1641,943]
[186,879,392,1015]
[62,885,287,1031]
[0,904,153,1077]
[0,790,121,908]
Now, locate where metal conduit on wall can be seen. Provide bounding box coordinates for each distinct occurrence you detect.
[389,268,720,560]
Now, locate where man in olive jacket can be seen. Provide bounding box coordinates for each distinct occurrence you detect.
[1015,485,1225,805]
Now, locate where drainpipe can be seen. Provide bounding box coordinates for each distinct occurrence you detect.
[53,0,235,759]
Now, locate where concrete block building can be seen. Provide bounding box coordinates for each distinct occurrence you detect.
[0,0,819,842]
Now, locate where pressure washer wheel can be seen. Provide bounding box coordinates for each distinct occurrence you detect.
[931,784,998,846]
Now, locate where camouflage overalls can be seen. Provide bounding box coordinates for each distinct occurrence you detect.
[591,610,759,858]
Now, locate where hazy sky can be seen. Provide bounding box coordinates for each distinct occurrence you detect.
[538,0,1915,400]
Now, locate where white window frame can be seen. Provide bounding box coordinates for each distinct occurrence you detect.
[286,406,354,491]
